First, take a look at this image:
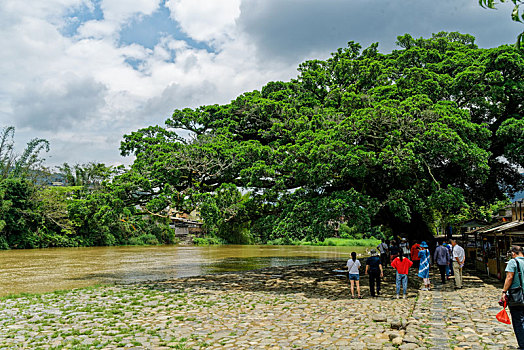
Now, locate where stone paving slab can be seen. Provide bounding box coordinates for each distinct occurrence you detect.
[0,260,519,349]
[408,267,518,350]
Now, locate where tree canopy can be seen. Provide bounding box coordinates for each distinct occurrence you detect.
[120,32,524,243]
[0,127,176,250]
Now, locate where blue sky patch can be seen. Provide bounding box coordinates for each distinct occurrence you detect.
[119,4,213,52]
[124,57,146,71]
[60,0,104,37]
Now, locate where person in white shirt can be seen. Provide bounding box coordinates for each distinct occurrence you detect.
[451,239,466,289]
[347,252,362,298]
[399,238,410,256]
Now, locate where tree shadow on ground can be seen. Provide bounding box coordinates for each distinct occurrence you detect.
[463,266,504,288]
[424,265,504,295]
[141,260,421,301]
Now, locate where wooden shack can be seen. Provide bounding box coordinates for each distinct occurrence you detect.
[474,216,524,279]
[169,217,204,241]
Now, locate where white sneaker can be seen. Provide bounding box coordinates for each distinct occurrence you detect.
[403,294,407,299]
[421,287,428,291]
[396,294,399,299]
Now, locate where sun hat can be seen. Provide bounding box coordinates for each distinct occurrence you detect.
[420,241,429,248]
[370,249,378,256]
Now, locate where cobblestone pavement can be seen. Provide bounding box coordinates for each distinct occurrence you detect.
[0,260,519,349]
[410,268,518,350]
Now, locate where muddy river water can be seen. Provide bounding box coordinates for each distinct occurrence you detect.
[0,245,371,296]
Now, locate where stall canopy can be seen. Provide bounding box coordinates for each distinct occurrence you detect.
[469,221,507,234]
[479,221,524,235]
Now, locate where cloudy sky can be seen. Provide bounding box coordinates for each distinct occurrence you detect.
[0,0,521,168]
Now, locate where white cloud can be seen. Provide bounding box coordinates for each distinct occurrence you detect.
[1,0,84,20]
[237,0,522,62]
[0,0,287,166]
[76,20,118,39]
[101,0,161,23]
[165,0,241,43]
[0,0,520,167]
[13,74,108,131]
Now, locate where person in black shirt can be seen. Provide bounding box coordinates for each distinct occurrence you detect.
[389,241,400,265]
[365,249,384,297]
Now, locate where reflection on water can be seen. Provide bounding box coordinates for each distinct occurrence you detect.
[0,245,370,296]
[204,256,321,273]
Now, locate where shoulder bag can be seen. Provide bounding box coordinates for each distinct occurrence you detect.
[508,258,524,307]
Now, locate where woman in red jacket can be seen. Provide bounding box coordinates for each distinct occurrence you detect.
[391,252,413,299]
[410,241,421,268]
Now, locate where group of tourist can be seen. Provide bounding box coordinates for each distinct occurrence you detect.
[345,238,466,299]
[347,241,524,349]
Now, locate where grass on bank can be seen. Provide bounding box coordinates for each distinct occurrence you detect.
[192,235,380,247]
[192,236,227,245]
[266,237,381,247]
[0,284,112,301]
[193,222,383,247]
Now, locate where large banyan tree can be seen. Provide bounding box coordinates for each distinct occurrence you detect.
[119,32,524,243]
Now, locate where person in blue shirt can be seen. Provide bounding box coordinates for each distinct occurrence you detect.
[434,241,451,284]
[502,245,524,349]
[444,241,453,278]
[418,241,431,291]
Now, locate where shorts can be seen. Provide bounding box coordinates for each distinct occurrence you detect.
[349,273,360,281]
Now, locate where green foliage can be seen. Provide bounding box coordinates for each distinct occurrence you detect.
[1,33,524,249]
[128,234,160,246]
[265,238,290,245]
[0,126,177,250]
[319,238,381,247]
[0,178,42,248]
[338,223,359,239]
[0,237,8,250]
[266,237,380,247]
[198,183,253,244]
[56,162,113,188]
[119,33,524,242]
[251,189,378,243]
[34,186,81,237]
[192,236,226,245]
[66,183,175,247]
[338,222,357,238]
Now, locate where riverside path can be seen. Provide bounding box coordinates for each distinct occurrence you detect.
[0,260,518,349]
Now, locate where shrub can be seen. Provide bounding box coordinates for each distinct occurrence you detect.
[266,237,292,245]
[127,234,160,246]
[0,237,9,250]
[193,236,225,245]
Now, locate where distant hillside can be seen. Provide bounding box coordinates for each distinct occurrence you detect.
[32,170,66,186]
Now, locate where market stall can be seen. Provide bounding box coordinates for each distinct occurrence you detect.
[478,221,524,279]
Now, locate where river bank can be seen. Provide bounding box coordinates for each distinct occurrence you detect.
[0,260,517,349]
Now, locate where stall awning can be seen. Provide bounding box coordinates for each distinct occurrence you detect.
[492,221,524,233]
[475,221,508,234]
[480,221,524,234]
